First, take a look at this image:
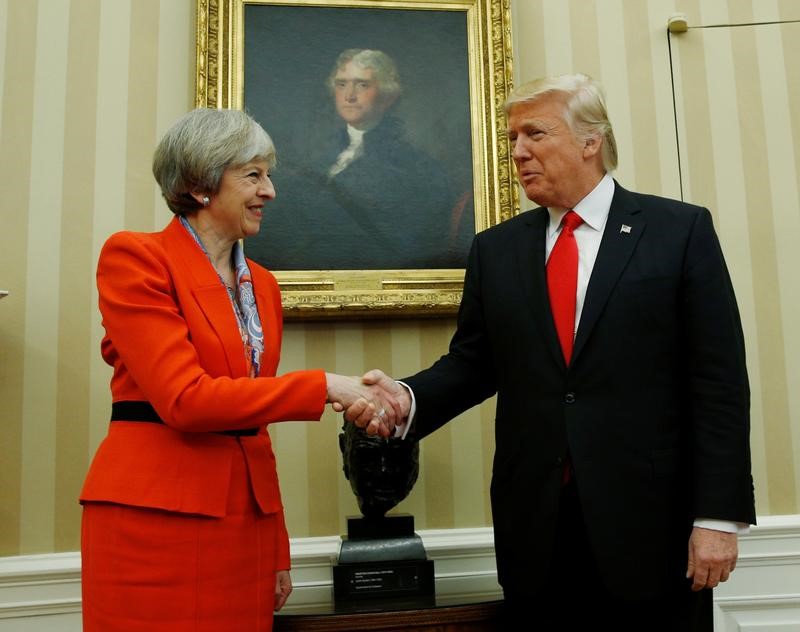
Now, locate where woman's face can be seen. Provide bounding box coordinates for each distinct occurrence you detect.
[203,159,275,240]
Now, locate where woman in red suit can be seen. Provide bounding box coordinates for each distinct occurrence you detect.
[80,108,397,631]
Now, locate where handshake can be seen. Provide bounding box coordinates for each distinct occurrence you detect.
[326,369,411,438]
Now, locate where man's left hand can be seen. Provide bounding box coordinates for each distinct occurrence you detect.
[686,527,738,591]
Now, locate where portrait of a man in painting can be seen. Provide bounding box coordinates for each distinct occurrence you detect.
[242,4,475,271]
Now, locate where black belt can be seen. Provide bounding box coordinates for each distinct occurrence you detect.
[110,401,259,437]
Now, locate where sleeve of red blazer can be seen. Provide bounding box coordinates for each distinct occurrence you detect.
[97,231,327,431]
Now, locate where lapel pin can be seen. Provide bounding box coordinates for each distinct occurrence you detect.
[620,224,631,234]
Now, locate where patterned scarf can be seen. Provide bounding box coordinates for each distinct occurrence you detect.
[179,216,264,377]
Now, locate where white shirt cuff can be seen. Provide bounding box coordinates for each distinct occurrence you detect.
[693,518,750,535]
[393,380,416,439]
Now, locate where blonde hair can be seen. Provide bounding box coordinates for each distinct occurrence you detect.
[505,73,618,172]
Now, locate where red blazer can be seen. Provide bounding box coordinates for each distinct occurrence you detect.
[80,217,327,568]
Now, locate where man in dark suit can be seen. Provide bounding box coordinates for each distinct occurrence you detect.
[346,74,755,630]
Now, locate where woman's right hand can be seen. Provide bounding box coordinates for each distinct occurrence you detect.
[325,373,401,437]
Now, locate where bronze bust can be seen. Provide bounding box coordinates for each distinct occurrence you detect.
[339,422,420,518]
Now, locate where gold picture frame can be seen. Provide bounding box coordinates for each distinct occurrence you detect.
[196,0,517,319]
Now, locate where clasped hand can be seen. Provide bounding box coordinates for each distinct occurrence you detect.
[326,370,410,437]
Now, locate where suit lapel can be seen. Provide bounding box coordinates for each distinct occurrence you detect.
[572,183,644,362]
[163,218,249,377]
[514,209,566,369]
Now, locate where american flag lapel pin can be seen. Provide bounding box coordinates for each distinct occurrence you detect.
[620,224,631,234]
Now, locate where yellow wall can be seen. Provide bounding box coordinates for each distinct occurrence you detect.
[1,0,798,556]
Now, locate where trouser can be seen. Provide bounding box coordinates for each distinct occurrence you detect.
[502,480,712,631]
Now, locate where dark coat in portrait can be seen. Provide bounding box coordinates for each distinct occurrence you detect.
[247,115,472,271]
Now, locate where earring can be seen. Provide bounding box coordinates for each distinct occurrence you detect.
[202,196,210,207]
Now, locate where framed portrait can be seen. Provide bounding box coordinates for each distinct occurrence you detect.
[196,0,517,319]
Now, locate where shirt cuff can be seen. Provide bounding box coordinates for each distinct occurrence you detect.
[693,518,751,535]
[393,380,416,439]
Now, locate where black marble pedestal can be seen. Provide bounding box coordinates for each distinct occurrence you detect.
[333,514,435,603]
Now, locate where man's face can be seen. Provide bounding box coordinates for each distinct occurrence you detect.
[507,94,602,209]
[333,61,386,130]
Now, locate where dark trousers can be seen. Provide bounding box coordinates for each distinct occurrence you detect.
[502,480,712,631]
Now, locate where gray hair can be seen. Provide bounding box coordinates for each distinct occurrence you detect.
[505,73,618,172]
[152,108,276,215]
[327,49,402,102]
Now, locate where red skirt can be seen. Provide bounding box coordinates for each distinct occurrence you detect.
[81,443,280,631]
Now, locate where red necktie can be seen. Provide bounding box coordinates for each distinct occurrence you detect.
[547,211,584,365]
[548,211,583,485]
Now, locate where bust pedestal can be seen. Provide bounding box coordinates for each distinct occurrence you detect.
[333,514,434,603]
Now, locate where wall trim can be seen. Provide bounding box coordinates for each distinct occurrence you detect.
[0,516,797,630]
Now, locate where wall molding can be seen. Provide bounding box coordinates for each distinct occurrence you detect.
[0,517,797,630]
[286,527,503,612]
[713,515,800,630]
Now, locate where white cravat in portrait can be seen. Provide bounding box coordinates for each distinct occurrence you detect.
[328,125,366,179]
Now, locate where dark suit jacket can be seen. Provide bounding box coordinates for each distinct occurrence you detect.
[404,181,756,600]
[80,217,328,568]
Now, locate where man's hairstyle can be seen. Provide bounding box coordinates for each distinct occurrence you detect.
[327,49,402,102]
[152,108,276,215]
[505,73,618,172]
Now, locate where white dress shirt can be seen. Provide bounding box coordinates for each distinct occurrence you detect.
[546,173,613,338]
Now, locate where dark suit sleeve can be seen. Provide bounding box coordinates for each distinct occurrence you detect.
[682,208,755,524]
[403,236,498,439]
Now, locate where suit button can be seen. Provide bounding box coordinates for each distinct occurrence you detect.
[565,392,576,404]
